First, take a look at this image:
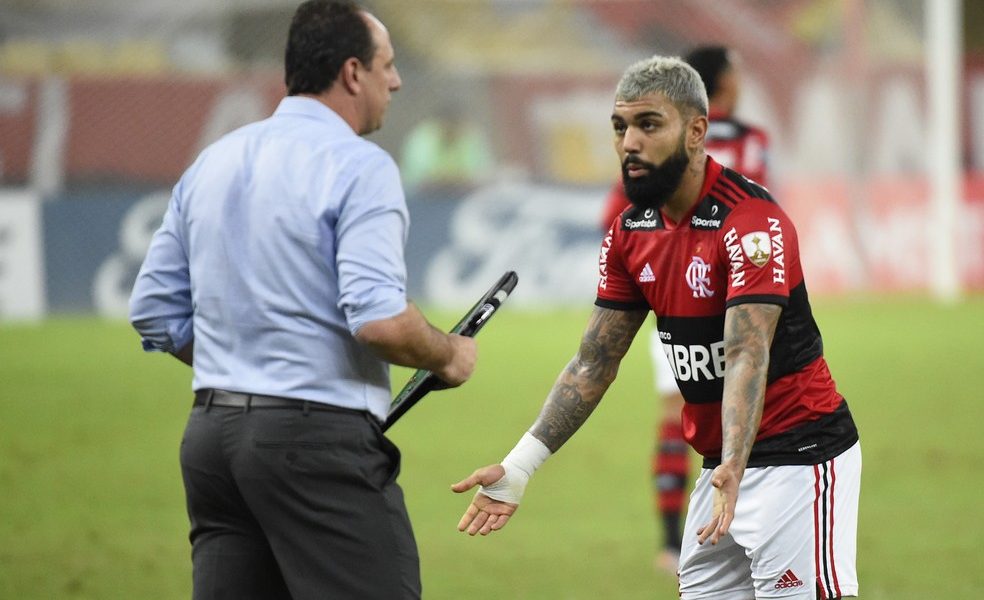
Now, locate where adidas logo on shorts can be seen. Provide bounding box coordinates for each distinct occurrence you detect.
[774,569,804,590]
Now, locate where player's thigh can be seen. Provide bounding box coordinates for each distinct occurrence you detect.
[732,443,861,600]
[678,469,756,600]
[812,442,861,599]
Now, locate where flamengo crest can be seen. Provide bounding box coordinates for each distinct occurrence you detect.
[685,256,714,298]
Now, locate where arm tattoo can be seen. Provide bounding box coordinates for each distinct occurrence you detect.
[720,303,782,471]
[531,307,647,452]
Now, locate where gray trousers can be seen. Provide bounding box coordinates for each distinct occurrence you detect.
[179,399,421,600]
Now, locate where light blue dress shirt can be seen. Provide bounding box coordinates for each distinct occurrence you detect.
[129,96,409,421]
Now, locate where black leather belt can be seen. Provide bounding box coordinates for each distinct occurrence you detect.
[194,388,366,418]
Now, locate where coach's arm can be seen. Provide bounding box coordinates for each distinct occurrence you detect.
[356,302,477,387]
[452,305,648,535]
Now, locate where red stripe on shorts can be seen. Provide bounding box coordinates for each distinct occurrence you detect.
[829,459,842,597]
[813,464,826,599]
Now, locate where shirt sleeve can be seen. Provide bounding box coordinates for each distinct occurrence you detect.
[336,150,410,335]
[595,224,648,310]
[720,198,791,307]
[128,180,194,353]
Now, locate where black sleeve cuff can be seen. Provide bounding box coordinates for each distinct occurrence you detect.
[595,298,651,311]
[725,294,789,308]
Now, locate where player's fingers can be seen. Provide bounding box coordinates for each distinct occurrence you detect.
[450,473,481,493]
[457,503,480,532]
[489,513,511,531]
[696,515,720,545]
[451,465,504,492]
[466,510,490,536]
[716,511,735,540]
[479,514,498,536]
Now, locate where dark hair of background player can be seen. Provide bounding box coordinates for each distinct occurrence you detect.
[683,45,732,99]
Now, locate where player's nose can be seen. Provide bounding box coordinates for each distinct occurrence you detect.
[620,126,644,153]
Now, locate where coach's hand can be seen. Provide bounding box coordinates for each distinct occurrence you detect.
[696,463,740,546]
[451,464,519,536]
[435,334,477,388]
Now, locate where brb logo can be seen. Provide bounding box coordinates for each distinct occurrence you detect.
[685,256,714,298]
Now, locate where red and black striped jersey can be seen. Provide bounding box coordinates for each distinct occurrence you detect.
[596,157,857,466]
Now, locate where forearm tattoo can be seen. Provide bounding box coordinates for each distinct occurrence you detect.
[531,307,647,452]
[720,303,782,469]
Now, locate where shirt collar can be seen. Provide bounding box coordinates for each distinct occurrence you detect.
[274,96,355,135]
[700,155,723,198]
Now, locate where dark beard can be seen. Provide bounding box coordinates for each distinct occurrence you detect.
[621,141,690,211]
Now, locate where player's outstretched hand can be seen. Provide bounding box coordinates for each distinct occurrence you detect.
[451,464,518,536]
[696,463,740,546]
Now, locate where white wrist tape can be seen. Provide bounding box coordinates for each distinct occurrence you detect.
[479,432,552,505]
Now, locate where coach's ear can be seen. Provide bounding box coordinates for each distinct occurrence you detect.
[339,57,362,95]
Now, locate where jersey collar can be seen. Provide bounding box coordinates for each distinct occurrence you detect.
[660,156,723,229]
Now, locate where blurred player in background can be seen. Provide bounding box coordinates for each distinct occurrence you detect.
[455,55,860,600]
[129,1,475,598]
[400,102,495,195]
[597,44,771,573]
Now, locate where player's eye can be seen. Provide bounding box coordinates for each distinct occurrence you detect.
[612,121,626,135]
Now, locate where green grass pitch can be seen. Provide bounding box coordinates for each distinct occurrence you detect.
[1,294,983,599]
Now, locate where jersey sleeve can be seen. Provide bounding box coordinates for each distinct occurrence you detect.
[595,224,648,310]
[719,198,792,308]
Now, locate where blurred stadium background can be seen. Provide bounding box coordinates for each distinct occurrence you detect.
[0,0,981,317]
[1,1,983,599]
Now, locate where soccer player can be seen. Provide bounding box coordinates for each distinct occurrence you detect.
[454,55,861,600]
[597,44,772,573]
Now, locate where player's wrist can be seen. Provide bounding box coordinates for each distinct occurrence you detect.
[479,432,551,504]
[503,431,552,476]
[717,458,747,480]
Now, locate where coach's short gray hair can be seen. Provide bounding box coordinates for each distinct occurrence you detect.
[615,55,709,117]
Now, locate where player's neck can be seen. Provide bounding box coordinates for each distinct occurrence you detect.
[661,154,707,223]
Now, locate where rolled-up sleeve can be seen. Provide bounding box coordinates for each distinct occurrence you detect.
[129,182,194,353]
[335,153,409,335]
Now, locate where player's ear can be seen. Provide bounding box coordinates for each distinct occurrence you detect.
[340,57,362,95]
[687,114,708,152]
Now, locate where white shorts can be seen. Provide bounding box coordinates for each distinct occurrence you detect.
[678,441,861,600]
[649,327,679,397]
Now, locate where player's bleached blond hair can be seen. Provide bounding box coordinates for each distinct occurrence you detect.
[615,55,709,117]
